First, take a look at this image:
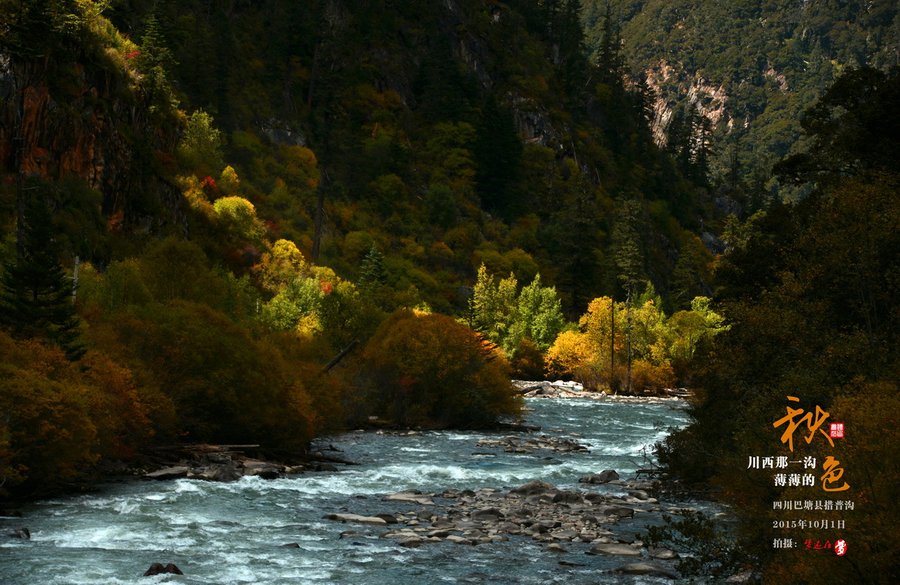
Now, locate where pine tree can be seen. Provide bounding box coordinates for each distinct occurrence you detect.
[0,195,84,360]
[594,2,624,87]
[612,196,644,393]
[358,244,387,292]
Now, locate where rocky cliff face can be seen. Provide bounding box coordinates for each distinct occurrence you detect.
[643,59,730,148]
[0,50,183,236]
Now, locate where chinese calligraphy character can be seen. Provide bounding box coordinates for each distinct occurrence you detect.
[834,539,848,556]
[773,396,835,452]
[821,456,850,492]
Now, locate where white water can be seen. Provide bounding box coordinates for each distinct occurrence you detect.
[1,398,691,584]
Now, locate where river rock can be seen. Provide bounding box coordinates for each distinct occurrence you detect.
[510,480,555,496]
[628,490,650,500]
[552,490,584,504]
[587,543,642,556]
[191,463,241,482]
[144,466,190,480]
[143,563,183,576]
[242,459,283,479]
[385,491,434,505]
[324,513,388,525]
[650,547,678,560]
[477,435,588,454]
[7,527,30,540]
[615,562,678,578]
[447,534,474,545]
[471,507,504,521]
[545,543,567,553]
[596,505,635,519]
[579,469,619,484]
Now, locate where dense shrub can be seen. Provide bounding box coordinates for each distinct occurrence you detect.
[0,332,153,497]
[360,310,522,428]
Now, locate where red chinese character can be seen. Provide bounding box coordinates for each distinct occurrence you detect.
[830,422,845,439]
[834,539,848,556]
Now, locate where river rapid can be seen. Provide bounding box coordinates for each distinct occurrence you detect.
[1,397,692,584]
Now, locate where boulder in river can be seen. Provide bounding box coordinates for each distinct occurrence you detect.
[579,469,619,484]
[324,513,388,525]
[615,562,678,578]
[510,480,555,496]
[144,466,190,480]
[143,563,183,576]
[7,527,30,540]
[384,491,434,505]
[587,543,642,556]
[190,463,241,482]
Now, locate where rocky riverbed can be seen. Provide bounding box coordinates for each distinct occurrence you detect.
[322,476,684,579]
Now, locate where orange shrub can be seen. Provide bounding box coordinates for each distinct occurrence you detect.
[360,310,522,428]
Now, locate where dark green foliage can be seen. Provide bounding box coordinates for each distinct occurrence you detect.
[0,194,83,360]
[775,66,900,184]
[612,196,644,298]
[474,95,523,218]
[358,244,387,292]
[657,68,900,583]
[584,0,900,201]
[645,511,750,578]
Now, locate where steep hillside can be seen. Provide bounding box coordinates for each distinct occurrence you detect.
[98,0,712,313]
[0,1,185,262]
[584,0,899,206]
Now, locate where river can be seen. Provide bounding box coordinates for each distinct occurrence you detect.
[1,397,692,584]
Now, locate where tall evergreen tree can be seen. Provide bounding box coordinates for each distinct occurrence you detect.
[0,194,84,360]
[612,196,644,392]
[358,243,387,292]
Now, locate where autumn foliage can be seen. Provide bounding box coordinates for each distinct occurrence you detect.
[0,332,151,496]
[359,310,522,429]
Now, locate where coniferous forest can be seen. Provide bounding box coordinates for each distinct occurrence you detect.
[0,1,897,583]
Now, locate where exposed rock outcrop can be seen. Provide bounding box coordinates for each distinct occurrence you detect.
[0,52,183,233]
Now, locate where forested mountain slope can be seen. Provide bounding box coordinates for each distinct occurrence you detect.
[98,0,713,313]
[0,0,712,498]
[584,0,899,206]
